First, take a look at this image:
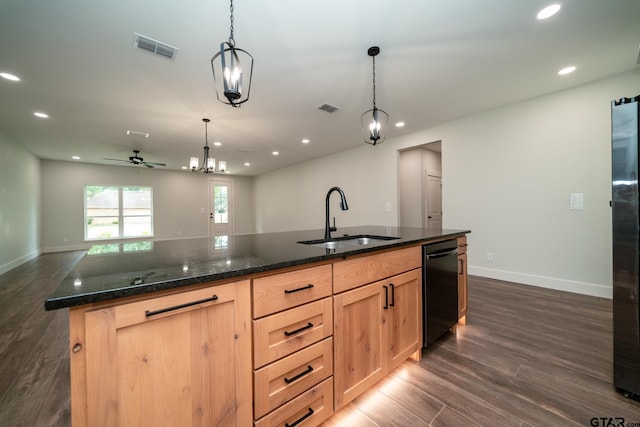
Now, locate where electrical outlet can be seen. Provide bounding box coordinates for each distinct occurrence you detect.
[486,252,494,262]
[384,201,392,213]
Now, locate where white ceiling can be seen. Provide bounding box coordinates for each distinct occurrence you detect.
[1,0,639,176]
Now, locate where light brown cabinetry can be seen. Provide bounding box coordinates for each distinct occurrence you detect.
[69,280,252,427]
[457,236,468,323]
[252,265,334,426]
[333,246,422,411]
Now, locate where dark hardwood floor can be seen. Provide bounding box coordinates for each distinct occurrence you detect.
[1,253,639,426]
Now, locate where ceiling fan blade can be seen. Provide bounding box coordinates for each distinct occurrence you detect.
[145,162,167,167]
[104,158,132,163]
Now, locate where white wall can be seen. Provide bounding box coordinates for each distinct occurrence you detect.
[254,70,640,297]
[0,134,41,274]
[253,146,399,233]
[40,160,255,252]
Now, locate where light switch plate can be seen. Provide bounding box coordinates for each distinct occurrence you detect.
[570,193,584,210]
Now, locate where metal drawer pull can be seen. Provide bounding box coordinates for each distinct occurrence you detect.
[389,283,395,307]
[383,285,389,310]
[284,322,314,337]
[285,408,314,427]
[284,283,314,294]
[145,295,218,317]
[284,365,314,384]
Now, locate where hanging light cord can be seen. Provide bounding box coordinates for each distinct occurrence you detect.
[204,120,209,148]
[228,0,236,47]
[371,54,377,110]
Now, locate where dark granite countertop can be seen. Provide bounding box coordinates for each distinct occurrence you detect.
[44,226,469,310]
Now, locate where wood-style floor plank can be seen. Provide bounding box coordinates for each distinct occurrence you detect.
[1,253,640,426]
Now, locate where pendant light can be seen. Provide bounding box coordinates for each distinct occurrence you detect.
[211,0,253,108]
[361,46,388,146]
[190,118,227,173]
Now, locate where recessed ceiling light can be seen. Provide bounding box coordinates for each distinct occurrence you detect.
[272,151,279,156]
[558,66,576,75]
[181,166,188,170]
[34,112,49,118]
[301,139,310,144]
[213,141,222,146]
[537,4,561,20]
[244,162,251,166]
[72,156,80,160]
[1,72,20,81]
[395,122,405,128]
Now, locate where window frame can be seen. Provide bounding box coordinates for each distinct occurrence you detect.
[84,185,154,241]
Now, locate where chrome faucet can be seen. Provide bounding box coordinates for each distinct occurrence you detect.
[325,187,349,239]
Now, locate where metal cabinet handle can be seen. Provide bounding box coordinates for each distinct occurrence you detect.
[389,283,395,307]
[426,248,458,259]
[284,284,314,294]
[383,285,389,310]
[284,322,314,337]
[458,258,464,275]
[284,365,314,384]
[285,408,314,427]
[145,295,218,317]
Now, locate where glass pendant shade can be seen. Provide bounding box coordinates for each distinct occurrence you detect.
[206,157,215,172]
[218,160,227,172]
[190,157,199,171]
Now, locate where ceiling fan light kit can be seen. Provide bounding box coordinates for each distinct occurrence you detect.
[361,46,389,146]
[211,0,253,108]
[104,150,166,168]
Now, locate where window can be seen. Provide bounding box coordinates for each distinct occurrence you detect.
[213,185,229,224]
[85,185,153,240]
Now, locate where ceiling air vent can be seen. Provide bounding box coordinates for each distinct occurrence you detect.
[133,33,178,60]
[316,103,341,114]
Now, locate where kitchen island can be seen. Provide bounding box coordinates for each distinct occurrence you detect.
[46,226,469,427]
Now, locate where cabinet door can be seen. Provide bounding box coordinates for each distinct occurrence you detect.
[386,268,422,371]
[74,281,252,427]
[333,282,387,410]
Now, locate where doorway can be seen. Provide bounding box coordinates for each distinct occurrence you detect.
[208,179,234,239]
[398,141,442,229]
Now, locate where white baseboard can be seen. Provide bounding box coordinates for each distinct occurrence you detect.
[0,250,42,275]
[41,244,91,253]
[469,266,612,299]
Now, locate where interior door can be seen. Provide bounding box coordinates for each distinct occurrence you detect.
[208,179,233,238]
[425,173,442,229]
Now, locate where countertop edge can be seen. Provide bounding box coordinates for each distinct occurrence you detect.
[44,229,470,311]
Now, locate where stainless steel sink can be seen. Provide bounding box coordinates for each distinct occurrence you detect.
[297,234,400,249]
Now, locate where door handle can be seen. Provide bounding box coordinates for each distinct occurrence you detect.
[389,283,395,307]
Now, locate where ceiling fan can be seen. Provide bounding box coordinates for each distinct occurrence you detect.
[104,150,166,168]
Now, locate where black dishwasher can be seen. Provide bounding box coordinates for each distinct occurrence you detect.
[423,240,459,346]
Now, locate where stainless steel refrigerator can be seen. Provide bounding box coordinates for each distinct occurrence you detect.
[612,95,640,399]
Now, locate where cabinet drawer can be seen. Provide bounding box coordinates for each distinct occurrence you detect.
[254,337,333,419]
[333,246,421,293]
[457,236,468,255]
[253,264,332,318]
[254,377,333,427]
[254,297,333,368]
